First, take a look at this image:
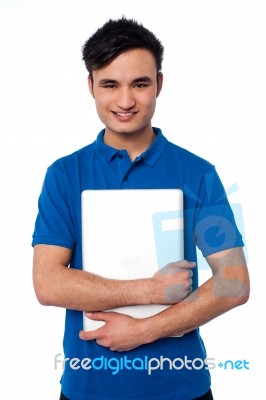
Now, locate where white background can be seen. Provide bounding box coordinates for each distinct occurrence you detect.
[0,0,265,398]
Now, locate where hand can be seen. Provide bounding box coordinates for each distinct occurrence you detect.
[79,311,151,352]
[152,260,196,304]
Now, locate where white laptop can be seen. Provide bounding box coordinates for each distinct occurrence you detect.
[81,189,184,332]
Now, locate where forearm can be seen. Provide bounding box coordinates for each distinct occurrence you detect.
[33,245,195,312]
[144,265,250,341]
[79,269,249,351]
[79,248,250,352]
[34,263,156,312]
[33,244,157,311]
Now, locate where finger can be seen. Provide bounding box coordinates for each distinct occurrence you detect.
[174,260,196,269]
[85,311,109,321]
[79,327,103,341]
[159,260,196,275]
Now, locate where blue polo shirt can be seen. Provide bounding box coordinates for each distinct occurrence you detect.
[32,128,243,399]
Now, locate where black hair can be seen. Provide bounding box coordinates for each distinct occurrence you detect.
[82,17,164,76]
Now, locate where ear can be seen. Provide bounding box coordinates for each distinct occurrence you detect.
[88,75,95,98]
[156,72,163,97]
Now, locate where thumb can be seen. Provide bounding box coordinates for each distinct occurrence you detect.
[85,311,108,321]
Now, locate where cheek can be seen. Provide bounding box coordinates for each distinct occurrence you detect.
[94,101,107,123]
[94,91,111,106]
[142,90,157,106]
[94,97,108,114]
[141,94,157,111]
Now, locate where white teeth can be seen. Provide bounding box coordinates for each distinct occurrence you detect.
[115,112,134,116]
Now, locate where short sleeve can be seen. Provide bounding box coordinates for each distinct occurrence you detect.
[194,168,244,257]
[32,162,76,250]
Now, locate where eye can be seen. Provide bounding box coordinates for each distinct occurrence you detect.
[133,83,148,88]
[104,84,117,89]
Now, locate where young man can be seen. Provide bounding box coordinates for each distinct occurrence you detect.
[32,17,249,400]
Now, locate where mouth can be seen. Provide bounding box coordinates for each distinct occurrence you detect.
[112,111,138,120]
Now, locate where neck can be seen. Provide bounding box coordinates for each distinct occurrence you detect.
[103,128,156,161]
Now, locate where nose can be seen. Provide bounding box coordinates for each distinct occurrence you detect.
[116,88,136,110]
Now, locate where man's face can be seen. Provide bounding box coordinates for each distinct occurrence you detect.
[88,49,163,139]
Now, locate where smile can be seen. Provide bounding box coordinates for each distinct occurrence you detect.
[112,112,138,116]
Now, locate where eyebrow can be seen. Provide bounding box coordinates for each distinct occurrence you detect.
[98,76,153,85]
[132,76,153,84]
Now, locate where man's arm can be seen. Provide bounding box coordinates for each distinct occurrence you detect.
[80,246,249,351]
[33,244,195,311]
[148,246,250,337]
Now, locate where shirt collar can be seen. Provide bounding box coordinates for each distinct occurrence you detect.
[95,127,167,166]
